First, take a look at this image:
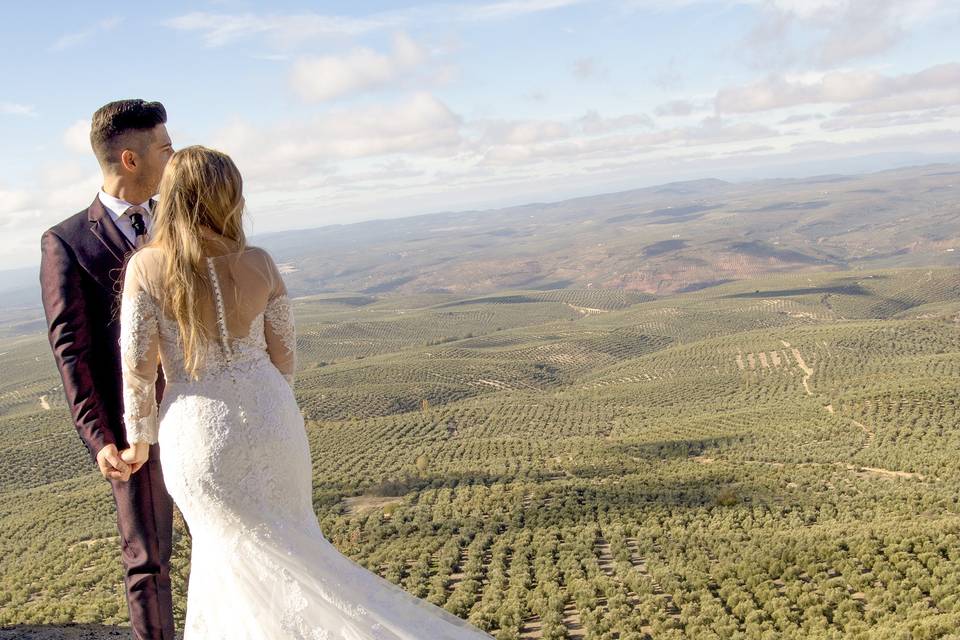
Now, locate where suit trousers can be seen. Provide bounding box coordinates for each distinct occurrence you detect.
[108,442,175,640]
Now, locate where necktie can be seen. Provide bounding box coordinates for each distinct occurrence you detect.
[124,205,149,249]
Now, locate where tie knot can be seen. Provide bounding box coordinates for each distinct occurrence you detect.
[124,206,149,236]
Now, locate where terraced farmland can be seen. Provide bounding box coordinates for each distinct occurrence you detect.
[1,266,959,638]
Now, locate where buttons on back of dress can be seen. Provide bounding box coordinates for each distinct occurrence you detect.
[205,257,233,361]
[206,256,250,426]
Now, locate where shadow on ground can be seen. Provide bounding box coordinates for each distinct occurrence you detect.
[0,624,184,640]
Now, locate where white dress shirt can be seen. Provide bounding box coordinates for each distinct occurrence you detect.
[98,189,156,246]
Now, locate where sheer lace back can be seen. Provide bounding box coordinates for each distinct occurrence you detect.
[204,250,295,375]
[204,250,278,346]
[119,243,296,444]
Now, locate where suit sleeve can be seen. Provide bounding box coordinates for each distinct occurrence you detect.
[261,251,296,389]
[119,253,161,445]
[40,230,116,463]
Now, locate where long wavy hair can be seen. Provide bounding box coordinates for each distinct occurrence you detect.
[149,145,246,380]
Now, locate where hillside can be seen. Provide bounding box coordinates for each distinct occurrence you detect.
[257,163,960,298]
[1,266,958,638]
[3,163,957,338]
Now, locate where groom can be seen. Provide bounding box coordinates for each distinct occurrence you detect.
[39,99,176,640]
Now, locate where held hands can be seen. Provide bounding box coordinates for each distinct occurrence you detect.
[96,443,132,481]
[120,442,150,476]
[96,442,149,481]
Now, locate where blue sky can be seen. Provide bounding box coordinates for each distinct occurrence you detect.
[2,0,960,269]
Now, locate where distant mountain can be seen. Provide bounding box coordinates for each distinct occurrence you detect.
[4,164,959,313]
[255,163,959,297]
[0,266,40,308]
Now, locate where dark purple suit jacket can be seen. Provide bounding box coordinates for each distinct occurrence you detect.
[39,194,165,463]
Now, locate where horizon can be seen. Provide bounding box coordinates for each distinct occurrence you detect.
[3,157,956,276]
[2,0,960,269]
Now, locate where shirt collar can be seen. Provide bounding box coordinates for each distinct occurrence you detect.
[97,189,155,220]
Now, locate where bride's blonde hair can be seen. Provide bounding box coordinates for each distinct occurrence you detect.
[149,145,246,380]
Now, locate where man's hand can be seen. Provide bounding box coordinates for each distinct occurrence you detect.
[120,442,150,475]
[96,443,131,482]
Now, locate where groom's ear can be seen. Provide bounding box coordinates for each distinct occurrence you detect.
[120,148,138,172]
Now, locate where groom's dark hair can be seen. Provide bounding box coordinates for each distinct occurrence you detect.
[90,99,167,168]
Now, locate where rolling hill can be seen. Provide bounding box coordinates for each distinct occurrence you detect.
[3,162,957,338]
[255,163,959,298]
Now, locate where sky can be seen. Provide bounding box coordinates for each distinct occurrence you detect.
[2,0,960,270]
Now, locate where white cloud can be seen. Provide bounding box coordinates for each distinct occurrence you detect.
[778,112,826,124]
[836,89,960,116]
[715,62,960,113]
[652,57,684,90]
[167,1,593,48]
[478,115,779,166]
[0,189,30,218]
[38,168,101,213]
[213,93,463,184]
[474,110,654,150]
[290,33,428,102]
[577,110,654,134]
[204,94,783,220]
[459,0,591,21]
[480,119,571,145]
[0,163,101,270]
[741,0,958,69]
[165,12,388,48]
[572,57,606,80]
[63,120,91,154]
[50,17,122,52]
[655,100,696,117]
[0,102,36,117]
[819,108,958,132]
[766,0,948,24]
[816,17,901,67]
[0,162,99,225]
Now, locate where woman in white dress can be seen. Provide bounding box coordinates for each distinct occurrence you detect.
[117,146,493,639]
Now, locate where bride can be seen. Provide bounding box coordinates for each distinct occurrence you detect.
[117,145,493,639]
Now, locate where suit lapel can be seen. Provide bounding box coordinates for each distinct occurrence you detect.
[87,195,135,294]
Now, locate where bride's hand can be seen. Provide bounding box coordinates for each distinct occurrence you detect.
[120,442,150,475]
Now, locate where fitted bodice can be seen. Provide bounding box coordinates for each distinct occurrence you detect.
[149,295,275,383]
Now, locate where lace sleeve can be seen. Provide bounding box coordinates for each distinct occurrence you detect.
[263,255,296,389]
[119,254,160,445]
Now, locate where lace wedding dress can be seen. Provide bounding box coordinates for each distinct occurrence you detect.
[119,244,492,639]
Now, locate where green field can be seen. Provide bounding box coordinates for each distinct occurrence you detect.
[1,267,959,639]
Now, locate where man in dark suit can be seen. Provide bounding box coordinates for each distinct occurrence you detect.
[39,99,176,640]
